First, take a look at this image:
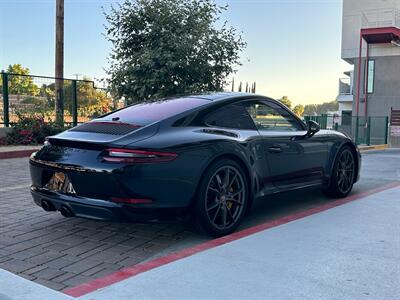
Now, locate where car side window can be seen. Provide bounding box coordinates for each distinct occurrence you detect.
[203,103,257,130]
[244,101,303,132]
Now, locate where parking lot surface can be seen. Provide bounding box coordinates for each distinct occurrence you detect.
[0,149,399,291]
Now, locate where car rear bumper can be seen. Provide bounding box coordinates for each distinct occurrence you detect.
[31,186,123,221]
[31,186,186,222]
[29,146,201,210]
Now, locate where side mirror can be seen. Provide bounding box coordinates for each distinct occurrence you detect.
[306,120,320,137]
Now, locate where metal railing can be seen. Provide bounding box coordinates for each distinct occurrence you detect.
[361,8,400,29]
[304,115,389,146]
[1,72,118,128]
[339,78,352,95]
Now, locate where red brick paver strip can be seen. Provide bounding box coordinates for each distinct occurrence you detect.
[0,157,192,291]
[0,145,41,159]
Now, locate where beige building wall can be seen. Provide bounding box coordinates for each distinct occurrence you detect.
[342,0,400,62]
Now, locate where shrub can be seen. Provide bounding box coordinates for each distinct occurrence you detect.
[5,111,66,145]
[21,96,49,108]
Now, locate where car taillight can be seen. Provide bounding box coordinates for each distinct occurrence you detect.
[103,148,177,163]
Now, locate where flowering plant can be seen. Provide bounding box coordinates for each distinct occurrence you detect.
[5,111,66,145]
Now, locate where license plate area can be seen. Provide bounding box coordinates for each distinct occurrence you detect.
[44,172,76,195]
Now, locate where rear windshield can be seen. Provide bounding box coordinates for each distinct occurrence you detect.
[101,97,210,125]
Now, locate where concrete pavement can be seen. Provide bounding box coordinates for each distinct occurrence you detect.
[73,185,400,300]
[0,269,72,300]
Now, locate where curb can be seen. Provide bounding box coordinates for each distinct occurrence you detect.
[0,149,38,160]
[359,144,389,152]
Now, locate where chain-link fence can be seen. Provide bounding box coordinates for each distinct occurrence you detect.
[1,72,116,128]
[304,114,389,146]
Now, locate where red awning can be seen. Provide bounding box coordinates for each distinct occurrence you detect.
[361,27,400,44]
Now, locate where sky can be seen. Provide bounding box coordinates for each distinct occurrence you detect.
[0,0,351,105]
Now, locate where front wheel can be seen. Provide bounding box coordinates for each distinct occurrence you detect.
[193,159,249,237]
[324,146,356,198]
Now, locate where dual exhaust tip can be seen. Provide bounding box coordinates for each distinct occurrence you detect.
[59,205,73,218]
[41,200,73,218]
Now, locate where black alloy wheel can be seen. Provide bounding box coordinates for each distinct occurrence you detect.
[324,146,355,198]
[194,159,248,237]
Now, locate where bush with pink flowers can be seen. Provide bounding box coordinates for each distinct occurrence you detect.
[4,111,66,145]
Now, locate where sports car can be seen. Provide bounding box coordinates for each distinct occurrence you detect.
[30,93,361,236]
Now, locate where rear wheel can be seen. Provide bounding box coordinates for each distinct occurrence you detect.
[193,159,249,237]
[324,146,356,198]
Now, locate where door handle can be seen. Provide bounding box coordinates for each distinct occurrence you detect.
[268,145,282,154]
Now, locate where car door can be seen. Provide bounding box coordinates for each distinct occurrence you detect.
[202,102,277,196]
[243,100,328,191]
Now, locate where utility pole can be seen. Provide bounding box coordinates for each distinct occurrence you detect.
[55,0,64,125]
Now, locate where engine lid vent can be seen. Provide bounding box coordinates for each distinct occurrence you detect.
[70,122,140,135]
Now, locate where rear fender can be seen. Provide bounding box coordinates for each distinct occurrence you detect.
[189,141,255,212]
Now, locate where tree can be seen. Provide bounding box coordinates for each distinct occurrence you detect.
[303,104,317,116]
[63,78,111,117]
[252,82,256,93]
[303,101,339,116]
[38,83,56,106]
[293,104,304,117]
[278,96,292,109]
[5,64,39,96]
[105,0,246,103]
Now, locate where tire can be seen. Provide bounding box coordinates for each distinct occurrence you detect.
[192,159,249,237]
[324,146,356,198]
